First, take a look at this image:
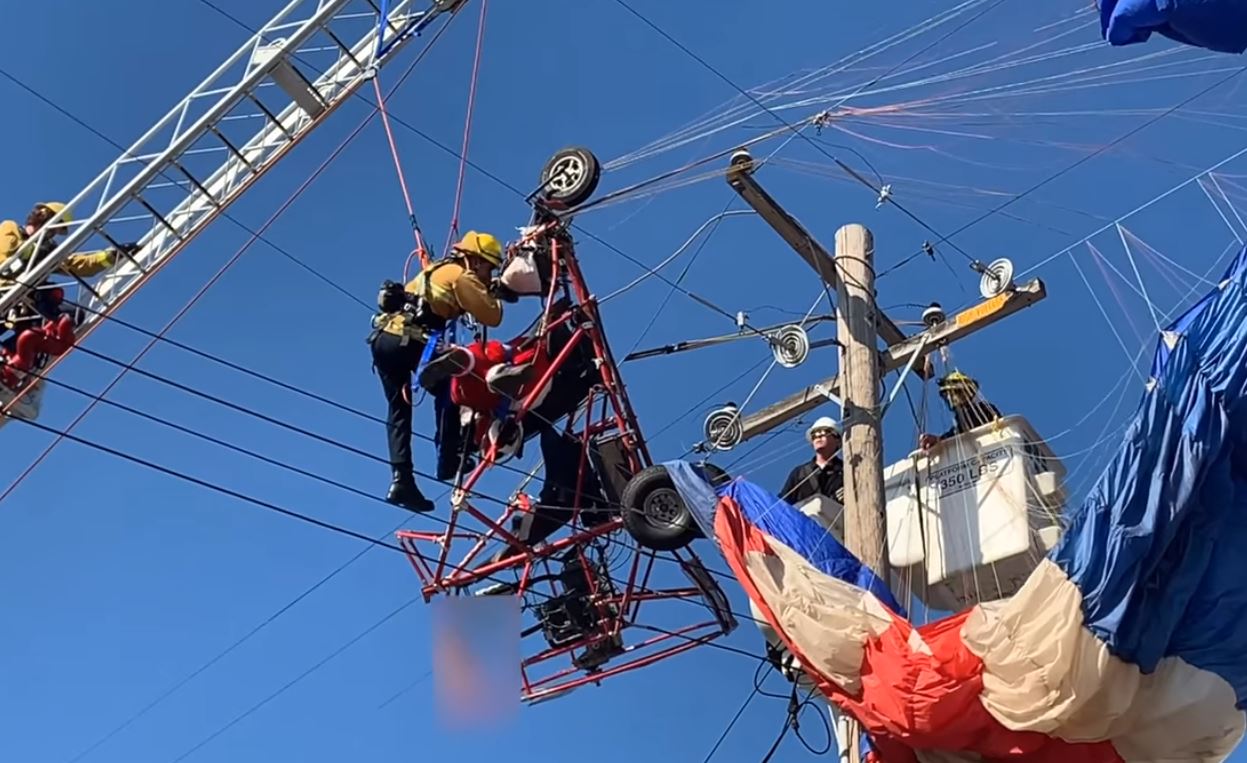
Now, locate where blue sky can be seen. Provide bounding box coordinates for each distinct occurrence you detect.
[3,1,1247,761]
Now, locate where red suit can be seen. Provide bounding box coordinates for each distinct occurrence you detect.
[449,336,553,456]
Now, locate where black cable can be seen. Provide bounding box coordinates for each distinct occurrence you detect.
[169,594,422,763]
[61,294,767,548]
[608,0,1013,270]
[752,657,791,701]
[792,691,833,756]
[759,715,792,763]
[0,11,779,751]
[3,392,769,661]
[700,663,773,763]
[24,337,765,621]
[884,68,1247,271]
[194,0,752,329]
[64,504,429,763]
[0,66,371,311]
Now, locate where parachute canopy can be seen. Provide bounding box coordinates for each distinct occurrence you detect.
[693,242,1247,762]
[1099,0,1247,55]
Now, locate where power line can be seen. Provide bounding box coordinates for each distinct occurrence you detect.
[0,10,780,755]
[63,502,432,763]
[41,334,767,754]
[0,46,768,589]
[0,66,372,310]
[699,667,770,763]
[1,388,766,655]
[193,0,752,329]
[169,594,422,763]
[607,0,1013,269]
[0,44,448,506]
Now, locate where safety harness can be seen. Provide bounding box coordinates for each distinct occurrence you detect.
[367,259,466,414]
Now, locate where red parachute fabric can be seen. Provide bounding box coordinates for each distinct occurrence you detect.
[714,495,1124,763]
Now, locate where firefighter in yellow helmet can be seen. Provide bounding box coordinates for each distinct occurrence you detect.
[917,370,1002,450]
[367,230,517,512]
[0,202,130,278]
[0,202,135,388]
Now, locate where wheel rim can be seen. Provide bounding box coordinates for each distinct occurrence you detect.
[547,154,586,196]
[641,487,685,530]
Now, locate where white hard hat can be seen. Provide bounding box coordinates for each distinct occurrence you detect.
[806,416,840,442]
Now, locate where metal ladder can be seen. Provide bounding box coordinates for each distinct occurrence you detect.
[0,0,468,426]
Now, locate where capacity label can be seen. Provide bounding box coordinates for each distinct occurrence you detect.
[929,446,1012,497]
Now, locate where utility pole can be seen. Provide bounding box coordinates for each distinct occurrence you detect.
[835,223,889,576]
[834,223,887,763]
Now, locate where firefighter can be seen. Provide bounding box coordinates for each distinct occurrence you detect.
[0,202,131,387]
[918,370,1002,450]
[779,416,845,506]
[368,230,514,513]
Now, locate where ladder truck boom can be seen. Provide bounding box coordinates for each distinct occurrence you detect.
[0,0,468,427]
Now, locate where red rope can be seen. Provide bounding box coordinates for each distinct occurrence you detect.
[444,0,489,254]
[373,74,430,279]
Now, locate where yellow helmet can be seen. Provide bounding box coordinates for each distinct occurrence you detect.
[36,202,72,223]
[938,370,978,395]
[452,230,503,267]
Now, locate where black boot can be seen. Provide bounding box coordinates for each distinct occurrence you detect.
[417,346,472,393]
[386,470,435,513]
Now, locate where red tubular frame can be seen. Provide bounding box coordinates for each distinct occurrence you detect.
[395,219,736,703]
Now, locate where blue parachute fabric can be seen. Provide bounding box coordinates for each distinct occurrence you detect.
[1051,243,1247,708]
[723,479,906,617]
[664,460,725,540]
[1099,0,1247,54]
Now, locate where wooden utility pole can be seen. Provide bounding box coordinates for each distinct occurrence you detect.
[703,147,1048,453]
[835,223,887,763]
[833,223,889,579]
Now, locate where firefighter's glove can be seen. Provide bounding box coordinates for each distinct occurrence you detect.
[490,278,520,304]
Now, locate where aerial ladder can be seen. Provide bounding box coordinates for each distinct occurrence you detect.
[0,0,468,428]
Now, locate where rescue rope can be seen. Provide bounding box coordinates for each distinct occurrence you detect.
[372,74,429,279]
[444,0,489,253]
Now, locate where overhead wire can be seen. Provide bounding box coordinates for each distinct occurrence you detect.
[900,62,1247,275]
[0,4,849,753]
[64,499,437,763]
[0,60,444,505]
[194,0,756,334]
[0,6,789,560]
[698,663,773,763]
[0,380,772,758]
[607,0,1014,271]
[18,326,751,590]
[168,593,422,763]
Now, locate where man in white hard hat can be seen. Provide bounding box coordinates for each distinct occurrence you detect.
[779,415,845,506]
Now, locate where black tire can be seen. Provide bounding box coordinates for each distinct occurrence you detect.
[540,146,602,208]
[620,464,701,551]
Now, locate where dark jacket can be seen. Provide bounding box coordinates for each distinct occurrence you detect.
[779,456,845,506]
[940,400,1003,440]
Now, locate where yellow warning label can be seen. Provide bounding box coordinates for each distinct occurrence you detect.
[955,292,1008,326]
